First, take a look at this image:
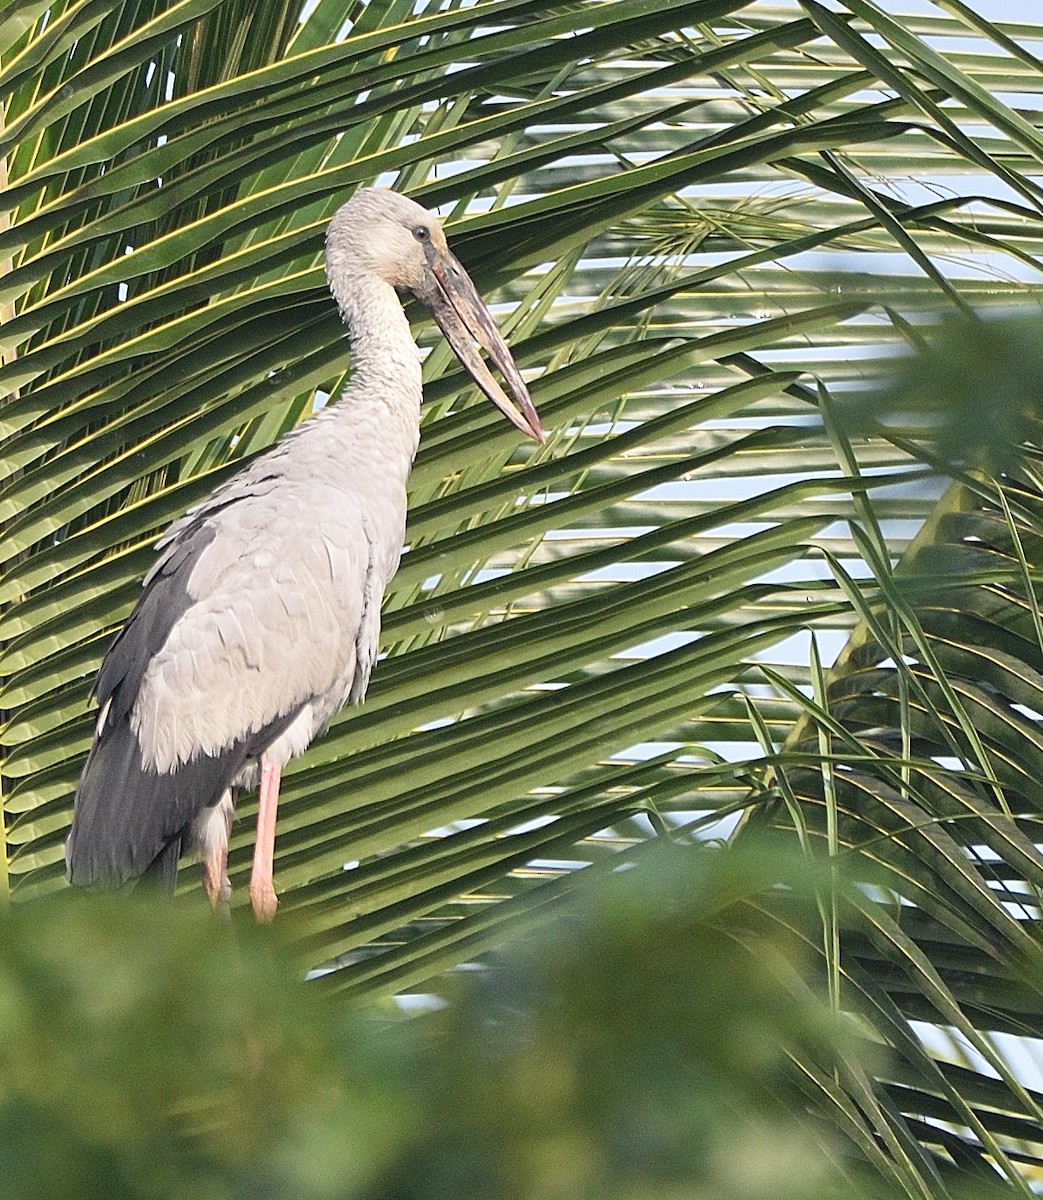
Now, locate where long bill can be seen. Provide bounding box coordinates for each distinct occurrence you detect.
[422,250,545,444]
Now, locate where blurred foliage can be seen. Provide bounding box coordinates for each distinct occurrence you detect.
[843,313,1043,475]
[386,840,873,1200]
[0,839,922,1200]
[0,890,410,1200]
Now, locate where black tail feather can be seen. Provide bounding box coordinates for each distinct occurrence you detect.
[139,835,183,894]
[65,713,248,891]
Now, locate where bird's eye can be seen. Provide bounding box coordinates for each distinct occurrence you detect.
[413,226,430,242]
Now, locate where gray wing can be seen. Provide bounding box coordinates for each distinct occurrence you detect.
[66,471,370,889]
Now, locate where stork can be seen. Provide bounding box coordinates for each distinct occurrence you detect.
[65,188,544,920]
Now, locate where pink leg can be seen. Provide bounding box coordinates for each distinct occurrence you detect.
[249,755,281,922]
[202,841,231,915]
[200,792,234,916]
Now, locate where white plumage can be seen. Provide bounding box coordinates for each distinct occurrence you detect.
[66,188,544,919]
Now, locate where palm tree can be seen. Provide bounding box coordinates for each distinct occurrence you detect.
[4,0,1043,1191]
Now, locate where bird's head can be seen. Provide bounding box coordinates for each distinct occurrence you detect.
[325,188,544,444]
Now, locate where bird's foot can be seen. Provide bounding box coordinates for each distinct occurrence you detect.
[250,879,278,923]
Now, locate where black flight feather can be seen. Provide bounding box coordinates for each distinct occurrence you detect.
[66,512,303,890]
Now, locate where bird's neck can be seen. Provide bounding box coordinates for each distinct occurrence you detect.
[320,273,424,488]
[332,273,423,402]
